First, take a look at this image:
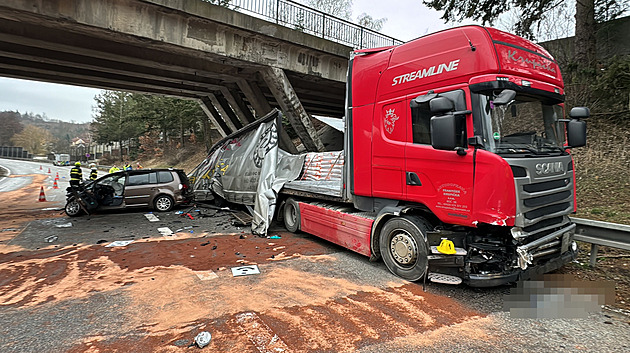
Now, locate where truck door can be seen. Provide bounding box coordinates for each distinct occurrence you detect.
[371,99,407,199]
[404,89,474,226]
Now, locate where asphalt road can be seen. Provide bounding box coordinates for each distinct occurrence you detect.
[0,158,629,353]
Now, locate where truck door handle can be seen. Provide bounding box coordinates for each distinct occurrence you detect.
[406,172,422,186]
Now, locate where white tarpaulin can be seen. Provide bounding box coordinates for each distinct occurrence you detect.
[189,110,304,235]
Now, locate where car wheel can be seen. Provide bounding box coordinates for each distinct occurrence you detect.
[379,216,430,281]
[283,198,300,232]
[154,195,174,212]
[65,199,82,217]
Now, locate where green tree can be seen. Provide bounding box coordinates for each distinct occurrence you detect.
[356,13,387,31]
[92,91,144,161]
[0,111,24,146]
[422,0,628,74]
[303,0,353,20]
[10,124,53,155]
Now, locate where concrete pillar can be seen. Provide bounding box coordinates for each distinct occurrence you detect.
[198,96,231,137]
[237,78,298,154]
[261,67,325,152]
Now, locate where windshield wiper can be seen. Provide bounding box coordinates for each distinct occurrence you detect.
[495,143,541,154]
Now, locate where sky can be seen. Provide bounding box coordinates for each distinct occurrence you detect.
[0,0,458,123]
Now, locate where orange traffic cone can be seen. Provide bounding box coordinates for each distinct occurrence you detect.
[48,168,51,173]
[55,172,59,180]
[53,179,59,189]
[38,186,47,202]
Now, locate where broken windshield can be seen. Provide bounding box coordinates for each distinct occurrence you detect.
[474,92,566,155]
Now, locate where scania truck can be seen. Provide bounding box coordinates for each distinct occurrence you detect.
[193,26,588,287]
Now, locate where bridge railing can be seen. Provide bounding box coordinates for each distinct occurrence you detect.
[226,0,403,49]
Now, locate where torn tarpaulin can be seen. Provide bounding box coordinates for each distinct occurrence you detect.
[188,109,303,235]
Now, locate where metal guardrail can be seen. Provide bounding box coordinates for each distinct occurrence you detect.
[226,0,403,48]
[571,217,630,266]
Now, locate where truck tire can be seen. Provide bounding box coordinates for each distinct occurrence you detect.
[379,216,429,281]
[283,198,300,232]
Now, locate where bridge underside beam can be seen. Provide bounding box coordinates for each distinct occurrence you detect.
[236,79,298,154]
[220,87,255,125]
[199,96,232,138]
[0,3,347,148]
[262,67,325,152]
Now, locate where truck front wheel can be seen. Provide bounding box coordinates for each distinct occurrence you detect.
[379,216,429,281]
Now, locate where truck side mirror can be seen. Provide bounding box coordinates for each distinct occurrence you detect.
[429,97,454,114]
[492,89,516,105]
[567,119,587,148]
[431,114,458,150]
[569,107,590,119]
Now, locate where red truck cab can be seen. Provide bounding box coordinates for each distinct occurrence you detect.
[342,26,587,286]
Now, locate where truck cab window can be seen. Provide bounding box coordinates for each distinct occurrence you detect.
[410,89,467,146]
[410,100,432,144]
[472,91,566,156]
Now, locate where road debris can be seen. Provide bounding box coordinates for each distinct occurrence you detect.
[268,235,281,239]
[105,240,134,247]
[158,227,174,236]
[194,331,212,348]
[231,265,260,277]
[44,235,58,243]
[54,222,73,228]
[144,213,160,222]
[236,312,290,353]
[194,270,219,281]
[1,228,18,232]
[232,211,253,226]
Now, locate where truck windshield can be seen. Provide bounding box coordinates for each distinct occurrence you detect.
[474,92,565,155]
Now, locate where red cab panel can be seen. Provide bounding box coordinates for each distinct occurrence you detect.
[371,99,407,199]
[471,150,517,226]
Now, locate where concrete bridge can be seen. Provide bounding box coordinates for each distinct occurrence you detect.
[0,0,375,152]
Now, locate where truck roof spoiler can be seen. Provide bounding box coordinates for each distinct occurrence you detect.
[353,45,396,55]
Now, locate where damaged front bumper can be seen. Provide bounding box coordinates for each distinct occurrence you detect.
[466,248,577,287]
[466,222,578,287]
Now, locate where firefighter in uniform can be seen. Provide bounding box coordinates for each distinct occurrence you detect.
[90,165,98,181]
[70,162,83,187]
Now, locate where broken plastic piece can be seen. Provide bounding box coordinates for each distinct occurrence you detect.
[44,235,58,243]
[194,331,212,348]
[55,222,73,228]
[144,213,159,222]
[105,240,134,247]
[158,227,174,236]
[268,235,281,239]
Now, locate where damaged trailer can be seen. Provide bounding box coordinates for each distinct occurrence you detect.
[190,26,589,287]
